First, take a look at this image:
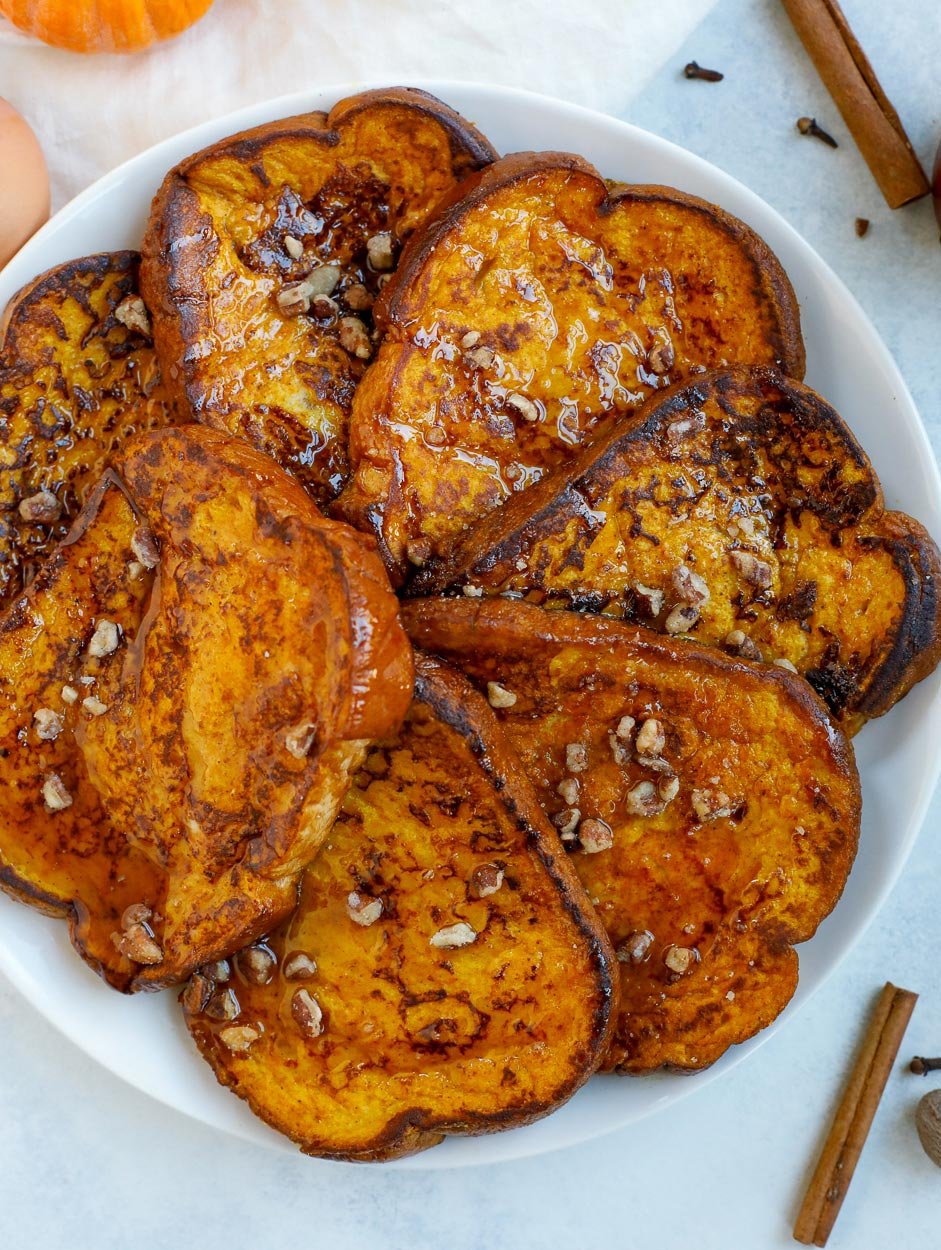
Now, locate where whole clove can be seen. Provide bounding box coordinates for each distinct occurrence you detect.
[854,217,870,237]
[684,61,724,82]
[797,116,839,148]
[910,1056,941,1075]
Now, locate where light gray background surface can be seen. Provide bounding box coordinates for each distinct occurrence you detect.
[2,1,939,1246]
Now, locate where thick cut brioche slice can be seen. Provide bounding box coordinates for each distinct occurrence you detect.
[0,252,176,608]
[336,152,804,583]
[141,87,496,507]
[412,367,941,731]
[403,598,860,1073]
[0,427,412,991]
[183,653,615,1160]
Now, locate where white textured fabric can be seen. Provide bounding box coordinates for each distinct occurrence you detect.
[0,0,718,210]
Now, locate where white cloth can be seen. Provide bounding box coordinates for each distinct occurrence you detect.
[0,0,718,211]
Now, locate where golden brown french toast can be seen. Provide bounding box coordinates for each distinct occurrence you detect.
[0,252,176,609]
[412,367,941,731]
[0,426,412,991]
[183,652,615,1159]
[141,87,496,507]
[336,152,805,583]
[403,598,860,1073]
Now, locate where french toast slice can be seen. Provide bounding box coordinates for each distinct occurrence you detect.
[411,367,941,731]
[403,598,860,1073]
[141,87,496,507]
[182,652,615,1160]
[0,426,412,991]
[335,152,805,583]
[0,252,176,609]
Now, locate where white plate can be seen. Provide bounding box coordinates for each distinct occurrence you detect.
[1,81,940,1170]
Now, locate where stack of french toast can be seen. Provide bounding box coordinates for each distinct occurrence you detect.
[0,87,938,1161]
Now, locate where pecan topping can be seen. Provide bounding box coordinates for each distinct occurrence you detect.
[464,344,496,370]
[664,945,694,974]
[18,490,61,524]
[552,808,581,840]
[292,988,325,1038]
[579,818,614,854]
[664,603,700,634]
[87,619,120,659]
[366,231,394,271]
[114,295,152,337]
[343,282,373,312]
[237,945,276,986]
[204,987,240,1021]
[616,931,654,964]
[724,629,762,661]
[625,781,665,818]
[647,330,674,375]
[635,717,665,757]
[487,681,517,709]
[658,775,680,803]
[283,952,318,980]
[33,707,63,740]
[565,743,589,773]
[470,863,504,898]
[338,316,373,360]
[42,773,72,812]
[429,921,477,949]
[111,911,163,965]
[131,526,159,570]
[671,563,709,605]
[219,1024,260,1052]
[310,294,339,319]
[730,549,773,589]
[557,776,580,805]
[692,788,734,822]
[181,972,212,1015]
[347,891,383,927]
[307,265,341,296]
[609,732,631,766]
[633,582,664,616]
[506,393,540,423]
[278,282,312,316]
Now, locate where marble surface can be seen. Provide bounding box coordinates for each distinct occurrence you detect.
[2,0,940,1246]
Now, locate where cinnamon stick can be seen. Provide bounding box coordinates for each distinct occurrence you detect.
[793,982,918,1246]
[780,0,929,208]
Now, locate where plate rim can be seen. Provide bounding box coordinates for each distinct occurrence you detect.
[1,77,939,1170]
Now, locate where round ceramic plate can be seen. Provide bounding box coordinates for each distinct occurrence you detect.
[1,81,939,1170]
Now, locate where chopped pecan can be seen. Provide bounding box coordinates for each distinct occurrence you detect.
[429,921,477,949]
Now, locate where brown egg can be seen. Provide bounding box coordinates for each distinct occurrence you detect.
[0,98,50,268]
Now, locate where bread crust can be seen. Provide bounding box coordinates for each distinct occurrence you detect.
[184,653,616,1159]
[0,251,177,609]
[0,427,411,991]
[380,153,805,378]
[141,87,496,508]
[411,366,941,729]
[336,151,805,583]
[403,596,861,1073]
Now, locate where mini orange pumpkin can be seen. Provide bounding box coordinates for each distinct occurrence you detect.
[0,0,215,53]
